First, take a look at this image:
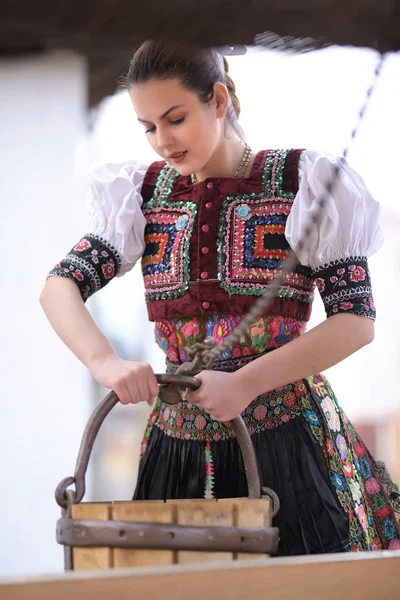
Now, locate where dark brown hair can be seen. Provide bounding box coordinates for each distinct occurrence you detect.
[124,40,241,118]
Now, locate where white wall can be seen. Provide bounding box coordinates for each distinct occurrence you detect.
[0,50,90,576]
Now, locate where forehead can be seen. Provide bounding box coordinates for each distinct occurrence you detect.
[129,77,197,119]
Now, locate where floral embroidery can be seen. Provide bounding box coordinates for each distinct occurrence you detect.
[301,374,400,550]
[102,260,116,279]
[72,269,84,282]
[48,234,121,301]
[320,396,341,432]
[142,316,400,551]
[323,439,335,458]
[336,433,348,460]
[331,474,347,490]
[350,480,362,503]
[154,314,307,364]
[349,265,366,282]
[312,257,376,319]
[75,239,91,251]
[155,379,304,442]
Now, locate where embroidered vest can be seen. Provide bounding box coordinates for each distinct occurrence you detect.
[140,149,315,322]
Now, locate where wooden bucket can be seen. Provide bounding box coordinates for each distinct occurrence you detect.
[55,374,280,570]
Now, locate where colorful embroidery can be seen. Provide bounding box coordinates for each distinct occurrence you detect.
[313,257,376,319]
[154,314,307,364]
[142,164,197,301]
[217,150,315,299]
[301,374,400,550]
[149,163,180,208]
[141,369,400,550]
[155,375,304,442]
[48,234,121,301]
[262,149,296,199]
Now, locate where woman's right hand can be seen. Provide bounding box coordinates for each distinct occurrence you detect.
[90,355,159,407]
[40,278,159,406]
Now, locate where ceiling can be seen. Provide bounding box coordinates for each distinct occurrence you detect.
[1,1,398,106]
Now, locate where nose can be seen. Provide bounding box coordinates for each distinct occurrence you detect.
[155,125,174,151]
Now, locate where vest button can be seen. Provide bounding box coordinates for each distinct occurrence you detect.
[201,247,209,255]
[202,224,210,232]
[207,182,214,189]
[200,271,208,279]
[202,301,210,309]
[205,202,213,209]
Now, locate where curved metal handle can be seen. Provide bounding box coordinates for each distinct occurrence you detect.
[55,373,261,508]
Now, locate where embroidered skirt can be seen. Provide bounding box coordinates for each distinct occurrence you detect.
[134,359,400,556]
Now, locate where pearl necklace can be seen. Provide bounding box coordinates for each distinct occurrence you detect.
[190,143,252,184]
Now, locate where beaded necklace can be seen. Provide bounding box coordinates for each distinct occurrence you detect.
[190,143,252,184]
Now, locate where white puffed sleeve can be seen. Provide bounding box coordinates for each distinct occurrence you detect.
[47,161,148,301]
[286,150,383,270]
[87,161,148,276]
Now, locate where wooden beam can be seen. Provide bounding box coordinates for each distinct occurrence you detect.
[1,550,400,599]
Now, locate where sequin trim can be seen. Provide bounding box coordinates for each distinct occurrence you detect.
[146,163,180,208]
[217,150,315,299]
[262,149,296,199]
[142,164,198,301]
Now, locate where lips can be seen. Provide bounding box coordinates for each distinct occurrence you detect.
[168,151,187,163]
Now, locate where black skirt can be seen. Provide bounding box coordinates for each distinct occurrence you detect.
[134,374,400,555]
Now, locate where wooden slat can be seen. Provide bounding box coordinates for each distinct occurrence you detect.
[71,503,112,570]
[1,550,400,599]
[111,501,175,567]
[225,498,271,560]
[175,500,233,563]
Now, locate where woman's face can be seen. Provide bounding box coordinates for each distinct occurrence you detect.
[129,77,228,176]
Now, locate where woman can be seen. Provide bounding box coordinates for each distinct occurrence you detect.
[40,40,400,555]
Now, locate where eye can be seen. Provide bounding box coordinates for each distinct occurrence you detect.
[145,125,156,134]
[171,117,184,126]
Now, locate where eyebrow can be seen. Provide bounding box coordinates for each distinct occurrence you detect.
[137,105,184,124]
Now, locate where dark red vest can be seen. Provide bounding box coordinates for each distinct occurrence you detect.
[140,149,315,322]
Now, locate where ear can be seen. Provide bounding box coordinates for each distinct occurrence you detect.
[213,82,230,119]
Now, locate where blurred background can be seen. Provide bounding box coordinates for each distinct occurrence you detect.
[1,44,400,578]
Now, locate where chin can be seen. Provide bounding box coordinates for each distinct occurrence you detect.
[173,166,192,177]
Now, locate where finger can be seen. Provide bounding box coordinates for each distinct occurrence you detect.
[124,377,142,404]
[134,366,158,405]
[115,383,135,405]
[147,375,159,406]
[135,376,150,404]
[149,372,159,399]
[187,386,203,404]
[143,379,159,406]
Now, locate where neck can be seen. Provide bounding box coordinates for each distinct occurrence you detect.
[194,136,249,181]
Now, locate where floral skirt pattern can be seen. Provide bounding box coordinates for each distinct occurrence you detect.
[135,367,400,556]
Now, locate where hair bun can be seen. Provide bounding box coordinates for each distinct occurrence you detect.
[223,56,241,118]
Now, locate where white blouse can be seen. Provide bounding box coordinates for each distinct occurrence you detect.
[86,151,383,276]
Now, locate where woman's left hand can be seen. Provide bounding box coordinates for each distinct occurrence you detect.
[186,370,254,422]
